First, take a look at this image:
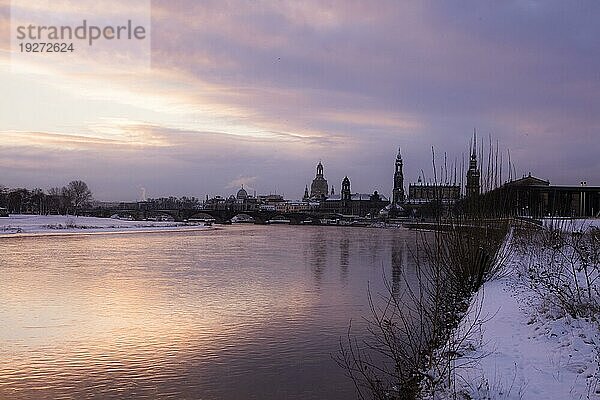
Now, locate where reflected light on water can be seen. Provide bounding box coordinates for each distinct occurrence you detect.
[0,225,418,399]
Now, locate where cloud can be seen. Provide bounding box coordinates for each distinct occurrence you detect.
[226,176,258,190]
[2,126,172,150]
[2,1,599,199]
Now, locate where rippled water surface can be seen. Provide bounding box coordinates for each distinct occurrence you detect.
[0,225,417,399]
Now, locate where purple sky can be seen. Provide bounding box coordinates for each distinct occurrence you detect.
[1,1,599,201]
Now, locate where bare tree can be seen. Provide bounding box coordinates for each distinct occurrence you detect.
[336,223,510,400]
[0,185,7,208]
[64,180,93,215]
[47,187,66,214]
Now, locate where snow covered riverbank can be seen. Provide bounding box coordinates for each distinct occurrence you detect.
[439,227,600,400]
[449,278,599,399]
[0,214,213,237]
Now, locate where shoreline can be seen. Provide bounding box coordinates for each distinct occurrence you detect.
[0,214,215,239]
[0,225,216,239]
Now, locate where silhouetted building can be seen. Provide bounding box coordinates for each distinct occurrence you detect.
[406,178,460,205]
[204,188,259,212]
[483,174,600,217]
[303,185,310,201]
[310,162,329,199]
[319,177,389,217]
[341,176,351,207]
[466,130,481,198]
[236,186,248,200]
[392,147,405,205]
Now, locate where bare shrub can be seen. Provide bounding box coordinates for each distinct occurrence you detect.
[525,221,600,320]
[337,140,515,399]
[336,221,511,399]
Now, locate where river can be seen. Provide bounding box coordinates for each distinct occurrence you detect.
[0,224,419,399]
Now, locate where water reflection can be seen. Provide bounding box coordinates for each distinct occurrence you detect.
[391,236,409,295]
[339,238,350,285]
[0,225,421,400]
[309,228,327,285]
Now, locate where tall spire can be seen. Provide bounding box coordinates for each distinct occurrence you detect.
[471,128,477,159]
[392,146,405,205]
[466,129,480,198]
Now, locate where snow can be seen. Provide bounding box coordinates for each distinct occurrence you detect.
[0,214,213,237]
[542,218,600,232]
[446,243,600,399]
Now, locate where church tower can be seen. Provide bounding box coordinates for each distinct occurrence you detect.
[392,147,405,205]
[466,130,481,198]
[310,161,329,199]
[341,176,351,210]
[341,177,351,200]
[303,185,309,201]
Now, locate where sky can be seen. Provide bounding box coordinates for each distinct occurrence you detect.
[1,0,599,201]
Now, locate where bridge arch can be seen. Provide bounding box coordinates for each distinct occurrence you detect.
[109,212,136,221]
[145,210,176,221]
[231,213,256,223]
[187,212,219,223]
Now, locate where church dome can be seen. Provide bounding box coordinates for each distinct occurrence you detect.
[236,186,248,200]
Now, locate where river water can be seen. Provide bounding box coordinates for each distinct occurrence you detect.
[0,225,418,400]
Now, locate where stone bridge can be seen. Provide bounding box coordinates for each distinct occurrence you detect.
[84,208,342,225]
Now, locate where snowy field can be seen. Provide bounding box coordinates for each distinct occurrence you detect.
[0,214,213,237]
[444,231,600,399]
